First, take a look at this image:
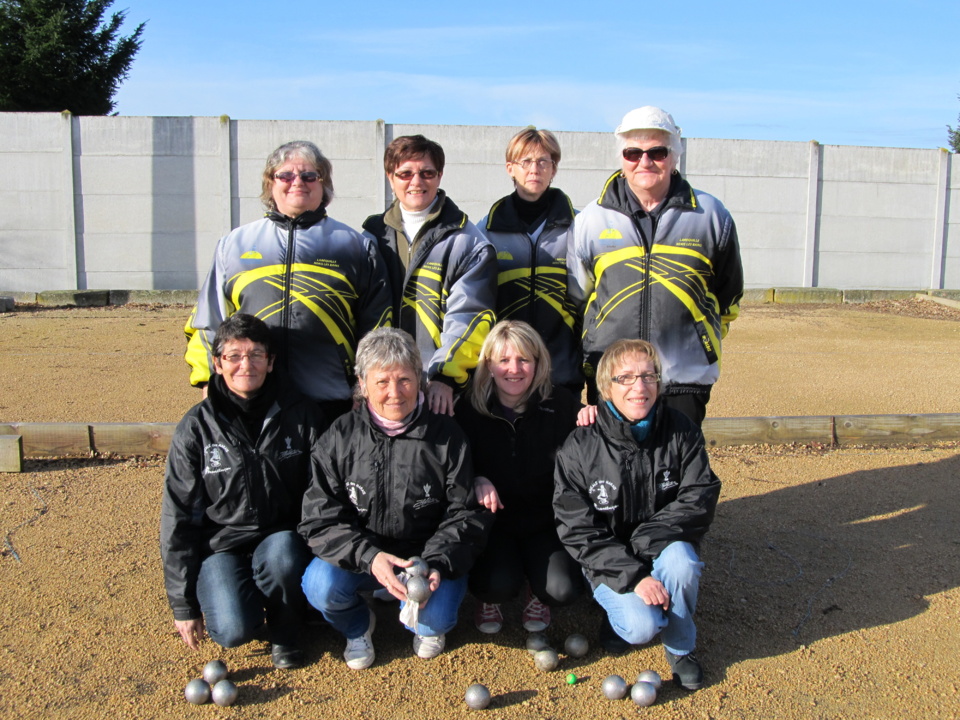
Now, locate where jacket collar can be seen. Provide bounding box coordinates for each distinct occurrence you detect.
[485,188,575,234]
[266,206,327,230]
[595,396,663,445]
[597,171,696,217]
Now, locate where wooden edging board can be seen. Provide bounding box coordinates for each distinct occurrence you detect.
[3,414,960,458]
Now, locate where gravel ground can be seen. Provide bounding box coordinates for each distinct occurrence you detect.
[1,300,959,719]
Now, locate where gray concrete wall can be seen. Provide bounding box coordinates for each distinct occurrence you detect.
[1,113,957,292]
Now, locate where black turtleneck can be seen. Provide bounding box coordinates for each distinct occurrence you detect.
[210,372,278,442]
[513,191,552,233]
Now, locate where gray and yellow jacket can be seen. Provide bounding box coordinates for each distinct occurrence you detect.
[363,191,497,391]
[478,188,582,388]
[185,208,393,403]
[568,172,743,394]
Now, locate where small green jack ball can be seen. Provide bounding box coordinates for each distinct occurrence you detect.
[565,673,577,685]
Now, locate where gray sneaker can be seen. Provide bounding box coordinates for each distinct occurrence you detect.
[343,610,376,670]
[413,633,446,659]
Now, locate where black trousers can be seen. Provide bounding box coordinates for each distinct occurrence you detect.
[468,522,584,606]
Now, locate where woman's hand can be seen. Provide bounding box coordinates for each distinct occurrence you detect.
[474,476,504,512]
[576,404,598,426]
[427,381,455,416]
[175,618,205,650]
[634,576,670,610]
[371,551,411,601]
[420,569,442,608]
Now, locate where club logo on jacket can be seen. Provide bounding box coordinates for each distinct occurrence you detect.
[278,435,302,461]
[203,444,232,475]
[589,479,619,512]
[657,469,679,493]
[346,482,368,516]
[414,482,440,511]
[240,250,263,261]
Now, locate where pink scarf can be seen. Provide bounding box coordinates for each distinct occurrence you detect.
[366,392,425,436]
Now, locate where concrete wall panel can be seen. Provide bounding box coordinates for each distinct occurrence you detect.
[818,251,929,289]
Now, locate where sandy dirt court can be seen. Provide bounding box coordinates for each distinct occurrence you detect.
[1,299,959,719]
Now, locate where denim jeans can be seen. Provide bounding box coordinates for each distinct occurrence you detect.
[592,540,704,656]
[301,557,467,639]
[195,530,311,648]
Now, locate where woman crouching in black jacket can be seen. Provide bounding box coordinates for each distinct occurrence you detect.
[455,320,583,635]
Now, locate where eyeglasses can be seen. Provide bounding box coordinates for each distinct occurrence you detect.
[393,169,439,181]
[622,146,670,163]
[274,171,322,184]
[219,351,269,365]
[611,372,660,386]
[513,157,555,171]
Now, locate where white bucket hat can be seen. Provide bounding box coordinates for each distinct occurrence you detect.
[615,106,682,138]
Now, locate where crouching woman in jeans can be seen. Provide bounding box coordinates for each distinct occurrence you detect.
[553,339,720,690]
[161,313,326,669]
[299,328,492,669]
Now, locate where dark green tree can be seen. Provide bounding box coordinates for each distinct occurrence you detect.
[0,0,145,115]
[949,95,960,153]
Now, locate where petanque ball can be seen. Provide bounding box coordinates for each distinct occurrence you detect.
[405,574,432,603]
[406,556,429,578]
[525,632,550,655]
[601,674,628,700]
[202,659,228,685]
[630,680,657,707]
[565,672,578,685]
[465,683,491,710]
[563,633,589,658]
[211,679,239,707]
[636,669,662,690]
[533,648,560,671]
[184,678,211,705]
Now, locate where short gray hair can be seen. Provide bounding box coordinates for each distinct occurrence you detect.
[355,328,422,384]
[260,140,335,212]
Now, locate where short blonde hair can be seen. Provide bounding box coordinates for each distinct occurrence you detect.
[470,320,552,416]
[505,127,561,165]
[596,339,662,402]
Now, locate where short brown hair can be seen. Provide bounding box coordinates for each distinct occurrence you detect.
[384,134,445,175]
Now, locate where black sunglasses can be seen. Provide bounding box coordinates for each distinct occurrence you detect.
[274,171,322,183]
[622,146,670,162]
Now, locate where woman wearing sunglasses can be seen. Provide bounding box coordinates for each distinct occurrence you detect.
[363,134,497,417]
[567,107,743,426]
[476,128,582,396]
[186,140,393,419]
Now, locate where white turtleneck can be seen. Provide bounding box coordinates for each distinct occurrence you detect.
[400,196,440,245]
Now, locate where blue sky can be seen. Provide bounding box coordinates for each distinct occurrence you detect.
[112,0,960,149]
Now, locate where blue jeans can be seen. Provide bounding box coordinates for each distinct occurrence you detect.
[592,541,704,656]
[301,557,467,639]
[195,530,311,648]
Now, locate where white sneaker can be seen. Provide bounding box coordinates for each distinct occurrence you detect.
[343,610,376,670]
[413,633,446,659]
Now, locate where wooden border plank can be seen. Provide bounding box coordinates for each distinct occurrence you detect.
[704,416,835,447]
[835,414,960,445]
[90,423,176,455]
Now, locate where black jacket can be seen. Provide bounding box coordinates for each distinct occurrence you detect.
[160,375,327,620]
[454,387,579,536]
[553,400,720,593]
[299,402,493,579]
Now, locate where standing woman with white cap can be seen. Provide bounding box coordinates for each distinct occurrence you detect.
[567,107,743,426]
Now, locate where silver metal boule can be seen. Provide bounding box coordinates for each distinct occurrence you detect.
[636,669,662,689]
[184,678,211,705]
[631,681,657,707]
[563,633,589,658]
[464,683,491,710]
[202,659,228,685]
[405,574,432,603]
[406,556,429,578]
[211,679,239,707]
[533,648,560,671]
[601,674,628,700]
[525,632,550,655]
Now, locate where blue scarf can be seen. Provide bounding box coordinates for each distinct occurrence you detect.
[605,400,656,444]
